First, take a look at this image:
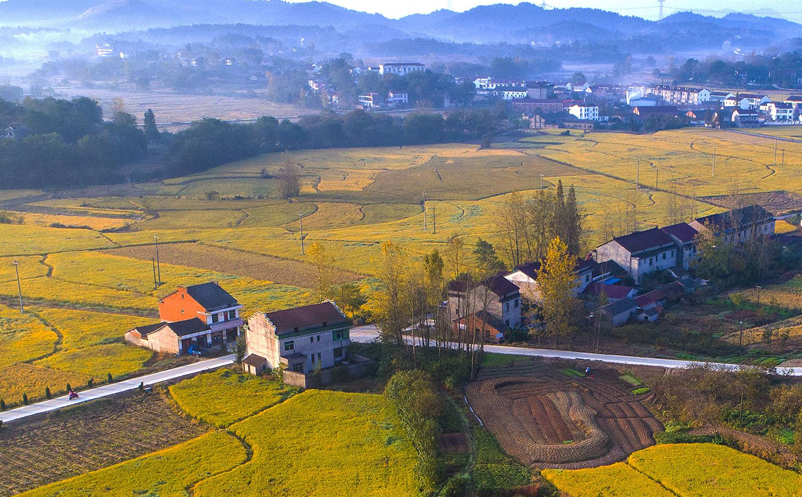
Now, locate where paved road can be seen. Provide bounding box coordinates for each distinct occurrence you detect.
[350,326,802,376]
[0,355,234,424]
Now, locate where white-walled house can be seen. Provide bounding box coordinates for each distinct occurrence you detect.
[660,222,699,270]
[765,102,795,121]
[594,228,678,284]
[387,90,409,105]
[243,302,351,375]
[449,276,522,330]
[568,104,599,121]
[379,62,424,76]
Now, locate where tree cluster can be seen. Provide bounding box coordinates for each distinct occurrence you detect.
[167,108,503,177]
[0,96,146,188]
[671,52,802,88]
[493,180,583,268]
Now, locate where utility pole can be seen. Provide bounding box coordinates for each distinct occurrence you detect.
[432,205,437,234]
[12,259,23,313]
[299,211,305,255]
[712,145,716,177]
[153,234,161,287]
[636,158,640,189]
[539,174,544,190]
[782,148,785,166]
[423,191,427,231]
[655,169,659,190]
[152,258,158,290]
[774,137,778,165]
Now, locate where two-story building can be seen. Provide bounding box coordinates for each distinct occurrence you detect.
[594,228,678,284]
[660,222,699,270]
[690,205,775,244]
[243,301,351,375]
[386,90,409,106]
[765,102,795,122]
[125,282,243,355]
[449,275,522,331]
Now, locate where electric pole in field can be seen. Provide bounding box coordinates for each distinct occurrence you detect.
[423,191,427,231]
[299,211,305,255]
[655,169,659,190]
[432,205,437,234]
[774,137,778,165]
[712,145,716,177]
[636,158,640,189]
[152,258,158,289]
[153,234,161,287]
[540,174,545,190]
[12,259,23,313]
[782,148,785,166]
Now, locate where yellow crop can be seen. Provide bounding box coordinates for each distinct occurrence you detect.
[17,431,246,497]
[170,368,297,428]
[542,462,675,496]
[36,343,153,379]
[194,390,417,497]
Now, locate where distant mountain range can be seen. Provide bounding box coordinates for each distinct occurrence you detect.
[1,0,801,53]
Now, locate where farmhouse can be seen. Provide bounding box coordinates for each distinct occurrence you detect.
[243,301,351,375]
[581,282,637,302]
[632,106,679,119]
[125,282,243,355]
[660,222,699,270]
[526,81,553,99]
[598,297,638,327]
[594,228,677,284]
[453,311,506,344]
[358,93,383,110]
[449,276,522,330]
[785,95,802,109]
[386,90,409,105]
[503,258,601,302]
[730,108,760,128]
[690,204,775,243]
[125,318,212,355]
[765,102,795,122]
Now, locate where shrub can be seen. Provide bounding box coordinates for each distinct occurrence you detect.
[22,393,28,405]
[0,399,5,410]
[138,382,144,391]
[107,372,113,383]
[45,387,52,399]
[66,383,71,392]
[87,378,94,387]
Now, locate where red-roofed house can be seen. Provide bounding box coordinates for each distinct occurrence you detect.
[594,228,677,283]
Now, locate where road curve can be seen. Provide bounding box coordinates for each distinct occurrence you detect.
[350,326,802,376]
[0,354,234,424]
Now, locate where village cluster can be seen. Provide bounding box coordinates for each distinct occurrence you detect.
[123,204,776,380]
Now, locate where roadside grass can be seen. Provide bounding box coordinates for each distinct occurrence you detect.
[16,430,246,497]
[481,353,528,368]
[193,390,418,497]
[169,368,298,428]
[0,363,89,407]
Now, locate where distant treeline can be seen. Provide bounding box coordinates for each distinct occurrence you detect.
[671,51,802,88]
[0,96,146,189]
[0,95,505,189]
[167,107,504,177]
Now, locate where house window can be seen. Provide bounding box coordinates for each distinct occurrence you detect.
[662,253,666,260]
[316,335,320,342]
[310,337,314,343]
[334,347,343,359]
[333,330,349,341]
[292,364,303,373]
[514,299,519,309]
[212,313,219,324]
[284,340,295,352]
[505,319,509,326]
[504,302,509,312]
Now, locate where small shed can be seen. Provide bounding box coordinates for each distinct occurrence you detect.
[242,354,268,375]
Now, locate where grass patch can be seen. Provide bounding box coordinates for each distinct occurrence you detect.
[559,368,585,378]
[619,373,643,386]
[632,387,651,395]
[471,425,532,493]
[36,343,153,380]
[481,353,526,368]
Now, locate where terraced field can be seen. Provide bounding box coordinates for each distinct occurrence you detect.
[467,359,661,468]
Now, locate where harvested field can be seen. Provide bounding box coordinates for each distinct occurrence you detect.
[466,359,661,469]
[0,390,208,496]
[701,190,802,216]
[104,242,362,289]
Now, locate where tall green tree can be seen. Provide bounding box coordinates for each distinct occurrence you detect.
[144,109,160,142]
[565,185,582,256]
[474,238,505,277]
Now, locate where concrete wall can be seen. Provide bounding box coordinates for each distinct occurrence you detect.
[246,313,281,370]
[596,241,676,283]
[282,356,373,388]
[159,287,205,322]
[125,328,179,354]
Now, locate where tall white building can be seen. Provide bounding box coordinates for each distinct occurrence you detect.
[568,104,600,121]
[378,63,425,76]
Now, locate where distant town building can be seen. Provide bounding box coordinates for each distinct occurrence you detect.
[568,104,599,121]
[96,43,114,58]
[690,205,775,244]
[526,81,552,99]
[765,102,795,121]
[358,93,383,110]
[632,106,679,119]
[511,99,564,114]
[378,62,425,76]
[386,90,409,105]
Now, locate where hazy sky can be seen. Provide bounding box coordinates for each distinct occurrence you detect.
[285,0,802,20]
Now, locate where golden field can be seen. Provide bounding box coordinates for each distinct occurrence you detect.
[543,443,802,497]
[16,430,246,497]
[169,368,297,428]
[193,390,418,497]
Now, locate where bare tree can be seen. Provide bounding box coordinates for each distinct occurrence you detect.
[277,159,300,199]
